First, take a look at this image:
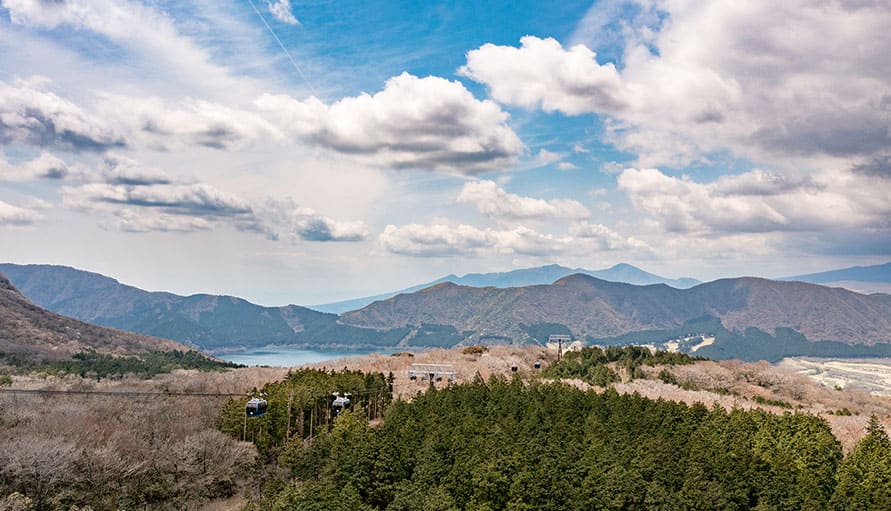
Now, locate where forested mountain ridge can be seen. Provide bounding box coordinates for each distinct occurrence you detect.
[341,274,891,346]
[0,272,186,361]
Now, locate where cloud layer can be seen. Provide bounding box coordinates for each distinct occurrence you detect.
[617,167,891,235]
[461,1,891,168]
[379,221,646,257]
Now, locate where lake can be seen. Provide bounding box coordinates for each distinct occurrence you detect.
[217,347,389,367]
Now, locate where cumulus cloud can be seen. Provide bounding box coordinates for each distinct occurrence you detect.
[617,167,891,235]
[255,72,523,174]
[460,36,631,115]
[0,151,70,181]
[461,1,891,168]
[96,94,282,150]
[456,180,590,220]
[248,199,370,242]
[0,78,125,151]
[0,199,42,226]
[268,0,299,25]
[378,221,647,257]
[291,208,368,242]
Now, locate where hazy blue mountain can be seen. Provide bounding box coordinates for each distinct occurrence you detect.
[783,262,891,284]
[312,263,700,313]
[0,263,408,352]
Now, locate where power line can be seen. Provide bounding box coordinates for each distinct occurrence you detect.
[0,386,389,399]
[0,388,243,398]
[245,0,317,96]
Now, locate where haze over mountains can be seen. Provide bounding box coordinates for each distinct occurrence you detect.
[312,263,701,313]
[0,273,185,361]
[3,262,891,361]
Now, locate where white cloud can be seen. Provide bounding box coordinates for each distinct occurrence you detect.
[461,1,891,168]
[63,182,254,217]
[292,210,368,242]
[456,180,590,220]
[557,162,577,171]
[460,36,631,115]
[379,223,494,257]
[0,78,125,151]
[96,93,282,150]
[255,72,523,174]
[0,151,70,181]
[568,221,651,251]
[98,154,173,186]
[268,0,299,25]
[0,199,42,226]
[617,167,891,235]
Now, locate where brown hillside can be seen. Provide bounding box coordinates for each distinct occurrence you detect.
[0,273,187,361]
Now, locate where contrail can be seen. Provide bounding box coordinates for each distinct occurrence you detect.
[245,0,317,96]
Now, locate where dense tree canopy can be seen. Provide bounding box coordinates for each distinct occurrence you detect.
[230,374,890,510]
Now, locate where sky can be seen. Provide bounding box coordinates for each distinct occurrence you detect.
[1,0,890,306]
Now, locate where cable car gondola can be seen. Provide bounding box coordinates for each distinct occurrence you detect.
[331,394,351,417]
[245,397,267,417]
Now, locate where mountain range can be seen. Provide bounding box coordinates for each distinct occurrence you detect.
[4,262,891,362]
[340,274,891,347]
[0,273,185,362]
[312,263,700,313]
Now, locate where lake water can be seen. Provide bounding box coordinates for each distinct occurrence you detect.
[217,347,388,367]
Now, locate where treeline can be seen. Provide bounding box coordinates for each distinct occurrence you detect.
[542,345,702,385]
[34,350,241,378]
[218,368,392,454]
[244,377,891,510]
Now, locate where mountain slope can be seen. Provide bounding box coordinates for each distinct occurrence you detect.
[0,264,407,351]
[0,273,185,361]
[341,274,891,346]
[312,263,700,313]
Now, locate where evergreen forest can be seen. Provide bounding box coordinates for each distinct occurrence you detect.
[221,366,891,511]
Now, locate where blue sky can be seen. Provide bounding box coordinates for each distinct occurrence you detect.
[1,0,890,305]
